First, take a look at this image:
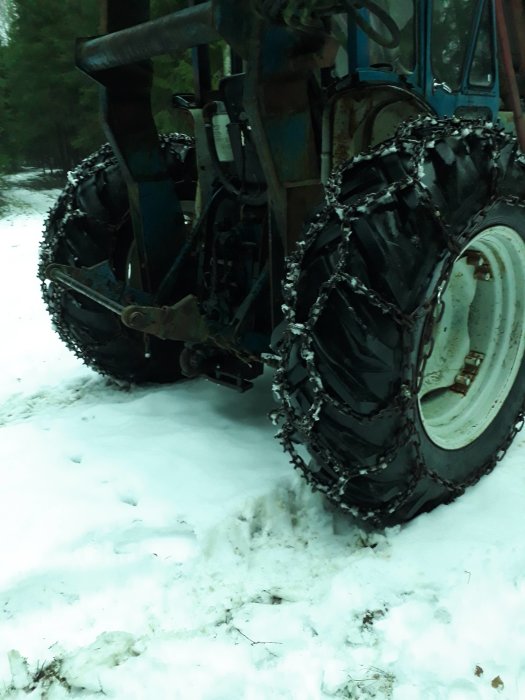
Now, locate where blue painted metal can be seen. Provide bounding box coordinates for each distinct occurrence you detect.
[424,0,499,119]
[264,112,314,183]
[78,0,193,294]
[347,9,369,73]
[259,25,298,78]
[347,6,421,90]
[72,0,505,335]
[98,79,186,292]
[240,17,324,252]
[346,0,499,121]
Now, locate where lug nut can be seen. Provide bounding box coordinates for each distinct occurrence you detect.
[454,374,472,386]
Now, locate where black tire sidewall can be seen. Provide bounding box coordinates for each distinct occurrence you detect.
[276,121,525,522]
[41,136,195,384]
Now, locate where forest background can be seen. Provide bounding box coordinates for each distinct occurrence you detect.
[0,0,197,177]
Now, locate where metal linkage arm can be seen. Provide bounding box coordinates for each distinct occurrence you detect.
[76,1,218,74]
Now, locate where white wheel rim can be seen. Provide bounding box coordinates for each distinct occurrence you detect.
[418,224,525,450]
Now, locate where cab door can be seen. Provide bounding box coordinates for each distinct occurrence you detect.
[426,0,499,119]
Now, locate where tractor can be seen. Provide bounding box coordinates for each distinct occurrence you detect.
[39,0,525,524]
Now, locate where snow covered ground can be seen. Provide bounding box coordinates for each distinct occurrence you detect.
[0,175,524,699]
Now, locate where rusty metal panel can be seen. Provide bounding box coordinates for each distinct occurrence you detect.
[331,85,431,169]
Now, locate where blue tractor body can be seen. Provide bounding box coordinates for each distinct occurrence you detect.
[40,1,525,523]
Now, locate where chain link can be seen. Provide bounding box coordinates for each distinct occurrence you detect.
[40,120,525,523]
[273,115,525,524]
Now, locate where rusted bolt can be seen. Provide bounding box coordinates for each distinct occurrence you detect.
[475,264,492,281]
[450,380,469,396]
[465,251,492,280]
[450,351,484,395]
[129,311,145,327]
[455,374,472,387]
[464,350,484,368]
[465,252,484,267]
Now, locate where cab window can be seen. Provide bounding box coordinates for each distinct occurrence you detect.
[469,1,494,87]
[432,0,475,90]
[369,0,416,73]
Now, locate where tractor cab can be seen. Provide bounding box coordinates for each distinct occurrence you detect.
[345,0,499,118]
[327,0,500,171]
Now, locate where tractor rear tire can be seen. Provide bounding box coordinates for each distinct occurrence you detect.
[274,117,525,525]
[39,134,196,384]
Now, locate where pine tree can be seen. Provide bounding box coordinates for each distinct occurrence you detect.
[2,0,101,171]
[1,0,195,173]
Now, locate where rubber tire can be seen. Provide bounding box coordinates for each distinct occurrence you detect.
[276,118,525,525]
[39,135,196,383]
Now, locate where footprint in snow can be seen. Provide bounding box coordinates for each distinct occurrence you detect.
[113,522,197,562]
[0,376,108,426]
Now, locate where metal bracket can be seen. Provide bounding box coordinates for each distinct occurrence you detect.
[46,263,211,343]
[121,295,210,342]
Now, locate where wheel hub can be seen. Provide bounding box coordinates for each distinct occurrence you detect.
[418,224,525,450]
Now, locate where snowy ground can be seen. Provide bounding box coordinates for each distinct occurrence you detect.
[0,175,524,699]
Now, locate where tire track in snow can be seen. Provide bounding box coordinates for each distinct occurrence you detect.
[2,481,394,699]
[0,376,127,427]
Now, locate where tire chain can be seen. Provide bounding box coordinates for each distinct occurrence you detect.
[272,115,525,525]
[38,134,194,379]
[38,122,525,521]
